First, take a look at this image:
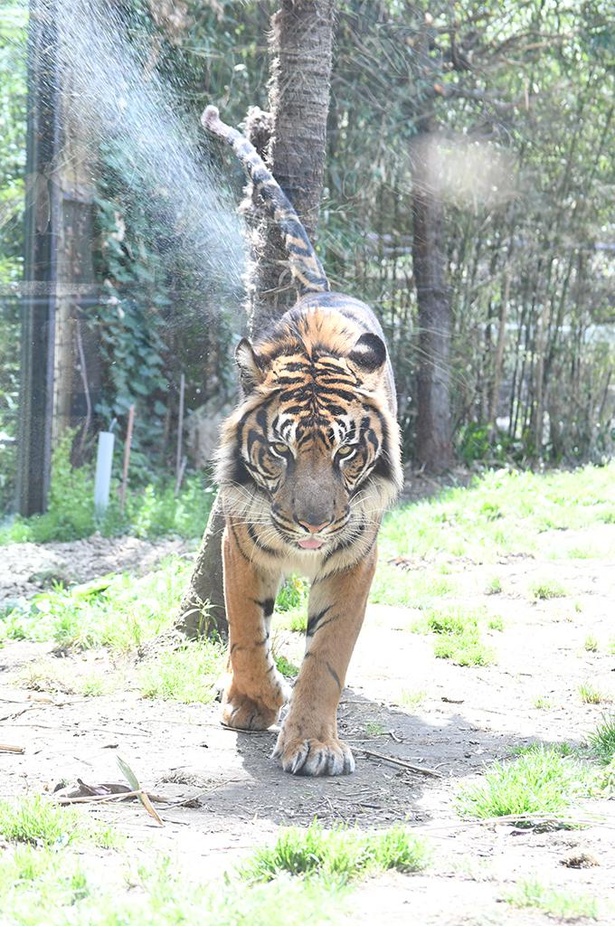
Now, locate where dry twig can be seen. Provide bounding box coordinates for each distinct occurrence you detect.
[361,748,444,778]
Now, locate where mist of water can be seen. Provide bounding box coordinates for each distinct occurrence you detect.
[407,134,518,210]
[55,0,246,305]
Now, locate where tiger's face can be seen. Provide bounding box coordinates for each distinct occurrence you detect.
[218,324,401,557]
[239,359,387,551]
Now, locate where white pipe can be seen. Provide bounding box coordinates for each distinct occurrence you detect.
[94,431,115,516]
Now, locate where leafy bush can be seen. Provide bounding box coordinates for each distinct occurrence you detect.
[0,430,214,544]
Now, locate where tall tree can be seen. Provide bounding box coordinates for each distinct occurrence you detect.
[410,14,454,472]
[19,0,57,515]
[19,0,99,516]
[176,0,335,638]
[411,127,454,472]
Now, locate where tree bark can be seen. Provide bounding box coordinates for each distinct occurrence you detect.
[177,0,334,639]
[176,500,227,639]
[411,129,454,473]
[247,0,334,330]
[19,0,58,516]
[53,106,97,452]
[19,0,99,514]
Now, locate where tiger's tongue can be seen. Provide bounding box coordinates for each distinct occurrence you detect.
[298,538,324,550]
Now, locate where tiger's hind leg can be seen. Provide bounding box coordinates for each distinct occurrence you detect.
[273,545,377,775]
[221,526,288,730]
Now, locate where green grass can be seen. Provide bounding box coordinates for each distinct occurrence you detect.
[364,720,387,736]
[487,615,504,631]
[529,578,568,600]
[579,682,608,705]
[242,822,429,887]
[0,847,94,922]
[433,635,495,666]
[15,659,77,695]
[504,879,600,920]
[1,558,193,652]
[457,745,594,821]
[0,804,390,926]
[377,463,615,566]
[370,563,457,609]
[81,676,106,697]
[0,846,348,926]
[588,713,615,764]
[275,654,300,677]
[0,463,613,924]
[399,688,427,709]
[584,635,599,652]
[485,576,502,595]
[274,575,310,631]
[0,795,83,848]
[0,823,427,926]
[567,545,600,559]
[0,795,117,849]
[413,605,497,666]
[138,640,225,702]
[371,463,615,610]
[280,613,309,633]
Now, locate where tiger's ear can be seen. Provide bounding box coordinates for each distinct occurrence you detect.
[347,332,387,375]
[235,338,266,394]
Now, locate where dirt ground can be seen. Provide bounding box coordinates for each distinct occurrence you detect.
[1,525,615,925]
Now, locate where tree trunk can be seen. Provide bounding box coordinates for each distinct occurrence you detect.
[269,1,333,242]
[53,108,97,451]
[175,501,227,639]
[19,0,58,516]
[19,0,98,514]
[411,130,454,473]
[176,0,334,639]
[247,0,334,330]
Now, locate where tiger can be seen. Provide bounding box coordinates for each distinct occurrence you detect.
[202,105,403,776]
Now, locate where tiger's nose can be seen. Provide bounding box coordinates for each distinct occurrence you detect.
[297,519,331,535]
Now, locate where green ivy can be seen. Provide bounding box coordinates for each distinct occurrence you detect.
[92,143,170,470]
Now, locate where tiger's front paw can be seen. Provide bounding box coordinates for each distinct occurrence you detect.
[273,727,355,776]
[221,677,290,731]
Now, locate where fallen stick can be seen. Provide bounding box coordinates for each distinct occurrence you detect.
[56,788,164,825]
[360,748,444,778]
[56,788,166,806]
[0,743,25,754]
[56,789,139,805]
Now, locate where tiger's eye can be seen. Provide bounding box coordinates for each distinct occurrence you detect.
[270,442,289,457]
[336,445,355,458]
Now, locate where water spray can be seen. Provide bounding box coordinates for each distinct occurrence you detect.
[55,0,246,298]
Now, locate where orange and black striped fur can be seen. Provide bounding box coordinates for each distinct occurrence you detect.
[202,106,402,775]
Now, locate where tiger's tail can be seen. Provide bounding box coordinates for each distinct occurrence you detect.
[202,105,329,295]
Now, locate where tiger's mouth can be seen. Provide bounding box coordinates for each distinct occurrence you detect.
[271,518,329,551]
[297,537,324,551]
[270,511,350,552]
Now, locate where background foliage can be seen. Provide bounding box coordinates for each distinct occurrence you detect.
[0,3,27,512]
[0,0,613,518]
